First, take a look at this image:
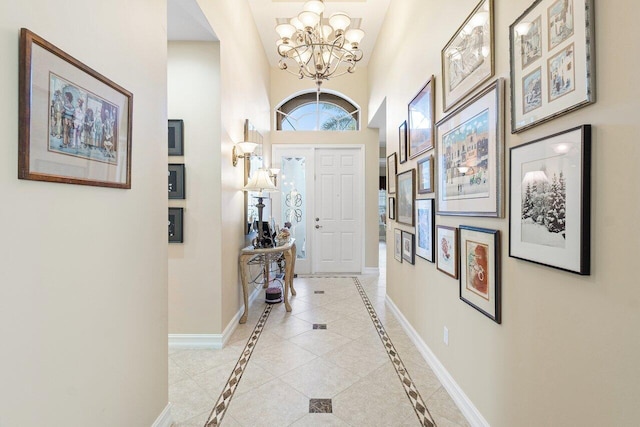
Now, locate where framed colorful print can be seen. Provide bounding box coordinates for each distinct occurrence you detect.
[442,0,494,112]
[436,225,458,278]
[168,163,185,199]
[168,119,184,156]
[459,226,500,323]
[399,121,408,164]
[388,197,396,220]
[408,76,435,158]
[387,153,398,194]
[394,228,403,262]
[396,169,415,226]
[436,79,504,217]
[417,155,434,194]
[415,199,435,262]
[402,231,415,265]
[509,0,595,133]
[18,28,133,189]
[169,207,184,243]
[509,125,591,274]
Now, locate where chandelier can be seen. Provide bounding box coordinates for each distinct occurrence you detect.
[275,0,364,89]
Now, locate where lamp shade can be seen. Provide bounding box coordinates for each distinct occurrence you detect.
[243,169,277,194]
[236,141,258,154]
[329,12,351,33]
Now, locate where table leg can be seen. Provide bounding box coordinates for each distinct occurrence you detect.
[283,248,293,312]
[239,254,251,323]
[289,243,297,296]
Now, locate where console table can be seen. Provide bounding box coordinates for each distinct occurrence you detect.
[238,239,297,324]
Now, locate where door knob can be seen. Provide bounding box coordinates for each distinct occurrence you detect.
[315,217,320,222]
[315,225,322,229]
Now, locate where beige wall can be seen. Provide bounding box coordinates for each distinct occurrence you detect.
[168,41,222,334]
[369,0,640,425]
[0,1,168,426]
[192,0,272,329]
[270,70,381,270]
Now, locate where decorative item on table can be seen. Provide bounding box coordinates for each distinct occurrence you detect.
[276,228,291,245]
[243,168,278,248]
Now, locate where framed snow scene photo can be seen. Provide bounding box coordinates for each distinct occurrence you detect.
[509,125,591,275]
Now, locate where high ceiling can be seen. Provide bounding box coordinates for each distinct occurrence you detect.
[247,0,391,68]
[168,0,391,67]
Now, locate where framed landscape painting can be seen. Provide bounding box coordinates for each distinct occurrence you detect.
[442,0,494,112]
[459,226,500,323]
[408,76,435,158]
[417,155,434,194]
[509,125,591,274]
[415,199,435,262]
[437,225,458,278]
[509,0,595,133]
[436,79,504,217]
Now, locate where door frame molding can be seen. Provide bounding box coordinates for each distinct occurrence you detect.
[272,144,365,274]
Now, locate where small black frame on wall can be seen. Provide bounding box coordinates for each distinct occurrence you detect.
[168,119,184,156]
[169,207,184,243]
[168,164,185,199]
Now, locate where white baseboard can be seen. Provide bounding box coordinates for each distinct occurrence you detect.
[169,286,263,350]
[151,403,173,427]
[386,296,490,427]
[362,267,380,275]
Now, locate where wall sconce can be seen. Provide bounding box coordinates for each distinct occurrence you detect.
[268,168,280,186]
[232,141,258,167]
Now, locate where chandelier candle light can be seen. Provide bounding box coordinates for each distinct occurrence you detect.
[275,0,364,90]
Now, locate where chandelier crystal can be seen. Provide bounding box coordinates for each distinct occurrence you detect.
[275,0,364,89]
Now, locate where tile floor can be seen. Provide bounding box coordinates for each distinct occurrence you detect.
[169,244,470,427]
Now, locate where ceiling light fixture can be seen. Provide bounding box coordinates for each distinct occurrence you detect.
[275,0,364,90]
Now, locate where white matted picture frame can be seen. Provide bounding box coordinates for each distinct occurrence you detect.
[402,231,415,265]
[396,169,415,226]
[509,124,591,275]
[442,0,494,112]
[388,197,396,220]
[415,199,435,262]
[417,155,434,194]
[18,28,133,189]
[394,228,403,262]
[436,79,504,217]
[408,76,435,158]
[437,225,459,278]
[509,0,595,133]
[459,225,500,323]
[387,152,397,194]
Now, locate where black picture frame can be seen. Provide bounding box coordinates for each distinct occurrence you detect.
[399,121,408,164]
[459,225,500,323]
[168,119,184,156]
[388,197,396,220]
[387,152,397,194]
[509,125,591,274]
[168,163,185,199]
[402,231,415,265]
[169,207,184,243]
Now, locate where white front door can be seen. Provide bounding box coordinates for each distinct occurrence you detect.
[313,148,362,273]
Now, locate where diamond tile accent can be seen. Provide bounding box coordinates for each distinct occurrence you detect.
[313,323,327,329]
[353,277,436,427]
[205,304,272,427]
[309,398,332,413]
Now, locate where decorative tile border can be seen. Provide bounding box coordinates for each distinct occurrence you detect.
[204,304,272,427]
[203,277,436,427]
[353,277,436,427]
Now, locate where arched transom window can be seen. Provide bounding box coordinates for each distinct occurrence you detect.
[276,92,360,131]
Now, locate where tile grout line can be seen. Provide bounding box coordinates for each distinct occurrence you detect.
[204,304,273,427]
[353,277,437,427]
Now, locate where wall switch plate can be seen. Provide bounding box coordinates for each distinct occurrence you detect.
[443,326,449,346]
